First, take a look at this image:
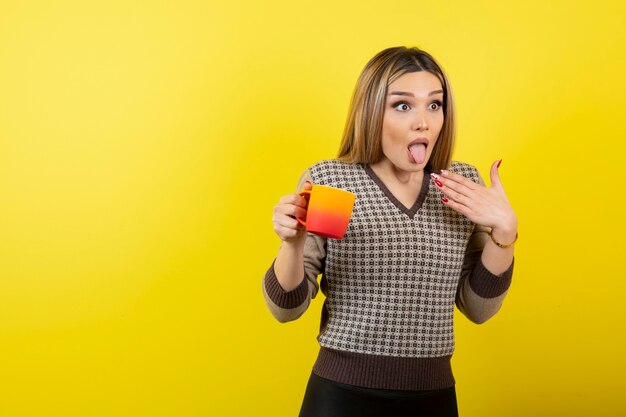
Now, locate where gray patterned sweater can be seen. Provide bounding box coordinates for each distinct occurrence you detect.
[263,160,513,391]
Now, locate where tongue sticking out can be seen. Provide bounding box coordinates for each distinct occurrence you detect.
[408,144,427,164]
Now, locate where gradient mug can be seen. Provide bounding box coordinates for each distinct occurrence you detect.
[297,184,356,240]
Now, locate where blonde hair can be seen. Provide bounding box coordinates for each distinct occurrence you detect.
[337,46,456,173]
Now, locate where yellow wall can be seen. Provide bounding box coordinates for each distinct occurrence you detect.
[1,0,624,415]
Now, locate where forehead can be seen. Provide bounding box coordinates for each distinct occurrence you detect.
[387,71,443,95]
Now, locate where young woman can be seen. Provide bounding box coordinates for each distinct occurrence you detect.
[263,46,517,417]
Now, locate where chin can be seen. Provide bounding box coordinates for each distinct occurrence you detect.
[395,163,425,173]
[410,158,430,171]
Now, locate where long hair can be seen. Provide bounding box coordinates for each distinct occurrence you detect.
[337,47,456,173]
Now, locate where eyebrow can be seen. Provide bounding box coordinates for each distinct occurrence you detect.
[388,89,444,97]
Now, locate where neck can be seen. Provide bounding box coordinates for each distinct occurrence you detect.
[370,159,425,186]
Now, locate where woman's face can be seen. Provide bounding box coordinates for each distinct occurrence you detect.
[380,71,444,173]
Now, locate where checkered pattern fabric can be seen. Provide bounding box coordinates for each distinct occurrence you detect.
[309,160,479,358]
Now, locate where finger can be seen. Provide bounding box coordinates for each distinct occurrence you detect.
[439,184,473,208]
[274,224,302,240]
[273,207,305,228]
[490,159,503,190]
[439,169,480,191]
[433,178,474,209]
[302,180,313,191]
[274,203,307,219]
[431,174,477,205]
[279,193,308,207]
[273,215,303,230]
[432,173,475,198]
[440,195,471,217]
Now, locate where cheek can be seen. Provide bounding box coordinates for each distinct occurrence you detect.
[427,115,444,146]
[382,118,405,143]
[434,113,445,131]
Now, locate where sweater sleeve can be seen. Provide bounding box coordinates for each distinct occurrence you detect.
[455,172,514,324]
[263,233,327,323]
[455,225,514,324]
[262,169,327,323]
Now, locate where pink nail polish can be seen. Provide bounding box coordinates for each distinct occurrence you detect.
[440,169,449,176]
[497,159,502,169]
[441,196,449,203]
[430,172,440,180]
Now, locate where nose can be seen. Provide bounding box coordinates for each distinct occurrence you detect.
[412,109,428,131]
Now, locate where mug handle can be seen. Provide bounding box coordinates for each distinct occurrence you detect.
[296,190,311,227]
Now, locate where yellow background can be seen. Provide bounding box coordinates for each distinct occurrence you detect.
[1,0,624,416]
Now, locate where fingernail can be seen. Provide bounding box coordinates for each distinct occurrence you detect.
[430,173,443,187]
[441,196,449,203]
[440,169,449,176]
[497,159,502,169]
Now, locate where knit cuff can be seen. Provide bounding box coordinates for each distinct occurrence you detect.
[469,258,514,298]
[263,260,309,309]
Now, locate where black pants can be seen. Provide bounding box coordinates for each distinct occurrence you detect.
[298,372,459,417]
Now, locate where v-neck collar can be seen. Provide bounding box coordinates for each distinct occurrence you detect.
[364,164,431,219]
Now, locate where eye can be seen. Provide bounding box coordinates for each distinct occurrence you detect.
[393,101,411,111]
[429,100,443,111]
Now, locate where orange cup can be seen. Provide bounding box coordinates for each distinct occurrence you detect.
[297,185,356,240]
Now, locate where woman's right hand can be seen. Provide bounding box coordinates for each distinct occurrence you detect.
[272,181,312,244]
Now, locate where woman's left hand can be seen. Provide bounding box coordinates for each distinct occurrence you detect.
[431,160,518,234]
